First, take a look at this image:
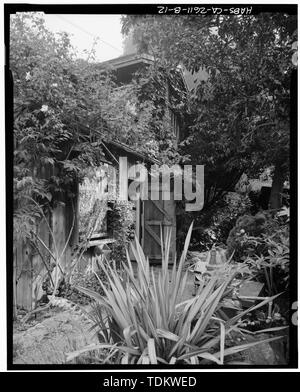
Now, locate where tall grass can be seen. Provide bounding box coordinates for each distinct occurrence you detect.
[67,224,284,364]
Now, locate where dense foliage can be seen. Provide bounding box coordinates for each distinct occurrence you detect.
[107,199,135,264]
[12,12,182,244]
[122,13,296,208]
[177,192,252,251]
[226,211,284,260]
[245,229,289,295]
[67,224,282,365]
[12,12,110,242]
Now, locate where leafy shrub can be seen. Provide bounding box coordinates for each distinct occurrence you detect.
[179,193,252,252]
[40,265,106,306]
[107,199,135,265]
[225,204,290,324]
[226,211,280,260]
[67,224,281,365]
[62,271,106,306]
[240,232,290,327]
[245,231,289,296]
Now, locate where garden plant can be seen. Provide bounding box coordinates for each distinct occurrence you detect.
[67,224,285,365]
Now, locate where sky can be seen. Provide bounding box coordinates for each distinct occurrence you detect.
[44,14,124,62]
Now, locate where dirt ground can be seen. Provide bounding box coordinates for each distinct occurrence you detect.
[12,263,286,365]
[13,306,97,364]
[12,267,196,365]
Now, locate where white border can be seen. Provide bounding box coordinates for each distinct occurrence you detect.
[1,0,298,372]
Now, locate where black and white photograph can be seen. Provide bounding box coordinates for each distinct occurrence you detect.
[3,2,298,371]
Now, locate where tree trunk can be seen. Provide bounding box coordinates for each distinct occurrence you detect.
[269,163,285,210]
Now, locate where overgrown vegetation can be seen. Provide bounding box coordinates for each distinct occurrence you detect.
[11,11,292,366]
[226,210,288,260]
[66,224,284,365]
[107,199,135,265]
[224,208,290,331]
[122,13,295,209]
[12,12,183,248]
[11,12,183,314]
[178,192,252,251]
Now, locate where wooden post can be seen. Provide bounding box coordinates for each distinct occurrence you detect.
[119,157,128,201]
[16,242,33,311]
[13,252,17,319]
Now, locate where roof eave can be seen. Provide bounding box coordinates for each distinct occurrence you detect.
[103,140,160,165]
[100,53,154,70]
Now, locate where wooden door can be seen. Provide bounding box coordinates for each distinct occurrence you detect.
[141,188,176,263]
